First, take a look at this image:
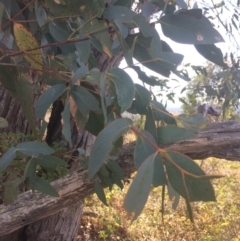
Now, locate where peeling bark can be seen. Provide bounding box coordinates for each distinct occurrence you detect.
[1,120,240,237]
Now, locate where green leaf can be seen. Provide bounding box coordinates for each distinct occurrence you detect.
[0,147,16,172]
[160,14,224,44]
[94,179,108,206]
[35,84,67,119]
[151,101,176,125]
[34,154,68,169]
[72,66,88,84]
[124,152,156,220]
[107,67,135,113]
[30,176,59,197]
[75,40,90,63]
[107,159,124,180]
[195,44,227,68]
[103,6,136,21]
[83,19,113,57]
[176,0,188,9]
[88,118,132,178]
[178,113,206,130]
[70,85,100,117]
[35,1,47,27]
[49,20,72,41]
[62,100,72,147]
[165,151,216,202]
[0,117,8,128]
[126,34,183,77]
[131,66,161,86]
[85,112,104,136]
[134,84,151,115]
[134,130,167,186]
[17,142,54,156]
[15,75,38,137]
[145,107,157,142]
[157,126,195,145]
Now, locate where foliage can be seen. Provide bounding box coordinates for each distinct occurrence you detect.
[0,0,239,223]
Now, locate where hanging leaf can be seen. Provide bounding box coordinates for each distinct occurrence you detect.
[35,84,67,119]
[75,40,91,63]
[34,1,47,27]
[145,107,157,142]
[131,66,161,86]
[88,118,132,178]
[94,179,108,206]
[160,14,224,44]
[14,22,43,73]
[195,44,227,68]
[72,65,89,84]
[107,67,135,113]
[15,74,38,138]
[17,141,54,156]
[157,126,195,145]
[103,6,136,21]
[0,147,16,172]
[62,100,72,147]
[30,176,59,197]
[176,0,188,9]
[70,85,100,117]
[107,159,124,180]
[134,84,151,115]
[164,151,216,202]
[85,112,104,136]
[124,152,156,220]
[134,130,167,186]
[33,154,68,169]
[151,101,176,125]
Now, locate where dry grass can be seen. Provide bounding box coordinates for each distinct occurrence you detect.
[78,158,240,241]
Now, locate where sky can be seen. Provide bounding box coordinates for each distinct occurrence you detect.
[120,0,240,110]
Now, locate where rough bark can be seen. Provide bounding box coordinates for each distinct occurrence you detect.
[1,120,240,237]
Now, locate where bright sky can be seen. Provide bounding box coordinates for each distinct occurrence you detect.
[120,0,240,110]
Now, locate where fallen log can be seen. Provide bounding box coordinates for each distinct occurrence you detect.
[1,121,240,236]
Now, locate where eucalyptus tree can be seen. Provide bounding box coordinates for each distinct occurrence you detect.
[0,0,240,240]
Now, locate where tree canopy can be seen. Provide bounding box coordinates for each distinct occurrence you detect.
[0,0,240,226]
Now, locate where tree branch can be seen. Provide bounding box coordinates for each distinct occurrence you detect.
[1,121,240,236]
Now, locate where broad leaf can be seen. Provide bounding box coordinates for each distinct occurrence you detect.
[165,151,216,202]
[35,1,47,27]
[0,147,16,172]
[124,152,156,220]
[17,142,54,156]
[88,118,132,178]
[94,179,108,206]
[134,84,151,115]
[157,126,195,145]
[30,176,59,197]
[14,22,43,72]
[107,67,135,113]
[35,84,67,119]
[134,130,167,186]
[160,14,224,44]
[107,159,124,180]
[72,65,89,84]
[151,101,176,125]
[33,154,68,169]
[195,44,227,68]
[131,66,161,86]
[70,85,100,117]
[103,6,136,21]
[145,107,157,142]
